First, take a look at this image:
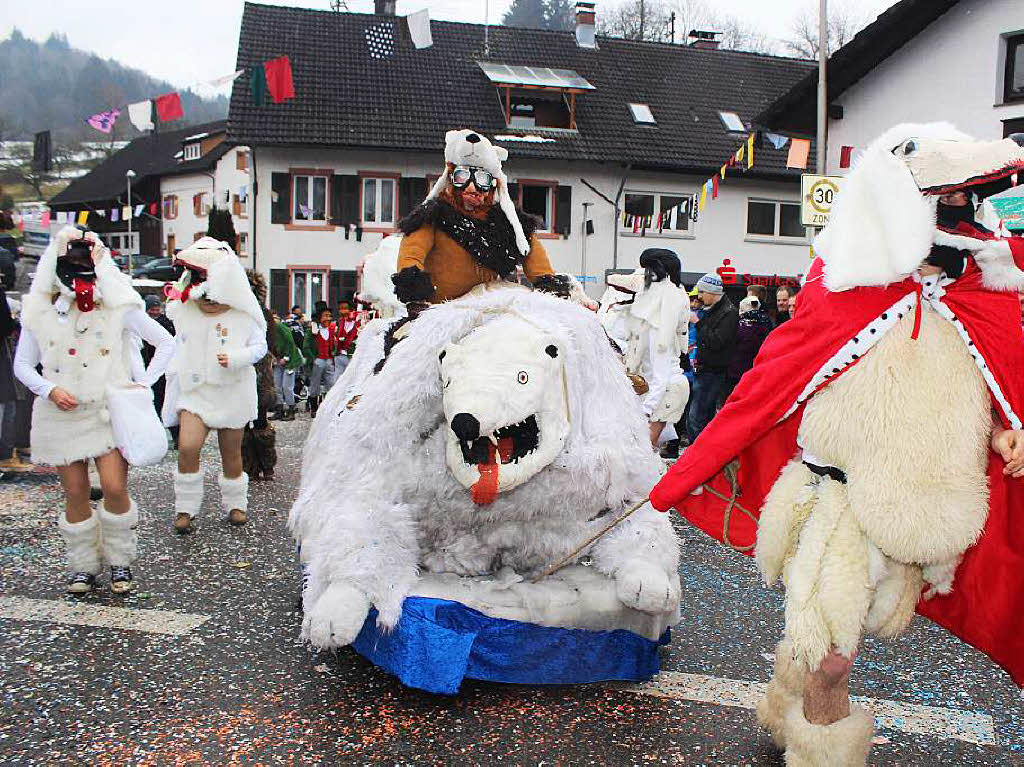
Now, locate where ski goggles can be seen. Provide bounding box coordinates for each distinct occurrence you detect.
[450,166,496,192]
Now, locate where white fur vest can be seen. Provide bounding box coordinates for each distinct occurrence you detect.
[798,307,991,565]
[167,300,257,391]
[21,295,133,405]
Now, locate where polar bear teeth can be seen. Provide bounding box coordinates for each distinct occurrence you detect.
[459,415,540,465]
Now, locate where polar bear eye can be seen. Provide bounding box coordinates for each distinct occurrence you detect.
[517,371,529,385]
[899,139,918,157]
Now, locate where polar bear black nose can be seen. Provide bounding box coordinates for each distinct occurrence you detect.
[450,413,480,441]
[465,133,481,144]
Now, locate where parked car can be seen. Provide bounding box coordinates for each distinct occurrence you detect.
[113,253,158,273]
[133,258,182,282]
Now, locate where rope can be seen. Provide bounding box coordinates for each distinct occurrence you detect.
[703,460,758,553]
[531,497,651,583]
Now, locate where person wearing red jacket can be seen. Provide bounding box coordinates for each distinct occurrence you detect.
[303,307,337,418]
[332,302,360,380]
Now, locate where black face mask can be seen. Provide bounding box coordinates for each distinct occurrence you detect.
[936,200,976,229]
[924,244,966,279]
[55,256,96,290]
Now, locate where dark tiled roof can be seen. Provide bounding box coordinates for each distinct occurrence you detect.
[229,3,815,179]
[50,120,230,206]
[757,0,961,133]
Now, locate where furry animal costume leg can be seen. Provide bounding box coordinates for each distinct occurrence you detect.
[57,511,102,574]
[174,470,204,519]
[218,472,249,516]
[242,423,277,479]
[782,700,874,767]
[757,638,804,749]
[97,500,138,567]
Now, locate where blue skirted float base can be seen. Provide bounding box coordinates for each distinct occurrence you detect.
[351,597,670,695]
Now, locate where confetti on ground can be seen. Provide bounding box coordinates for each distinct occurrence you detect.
[0,596,209,636]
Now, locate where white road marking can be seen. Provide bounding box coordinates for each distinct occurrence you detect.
[624,671,996,746]
[0,596,209,636]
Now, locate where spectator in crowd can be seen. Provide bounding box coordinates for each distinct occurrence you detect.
[271,312,305,421]
[724,294,773,402]
[774,285,794,325]
[303,306,337,418]
[0,282,29,472]
[685,273,738,442]
[746,284,768,304]
[333,304,360,379]
[787,286,800,318]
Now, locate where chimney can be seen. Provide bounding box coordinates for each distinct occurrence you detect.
[688,29,722,50]
[575,2,597,49]
[374,0,396,15]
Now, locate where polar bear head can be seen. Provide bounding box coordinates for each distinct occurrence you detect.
[440,315,569,503]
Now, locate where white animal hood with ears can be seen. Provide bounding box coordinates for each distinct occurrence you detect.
[29,225,142,310]
[423,129,531,256]
[173,237,266,330]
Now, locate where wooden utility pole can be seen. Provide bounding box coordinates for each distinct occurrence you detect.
[816,0,828,173]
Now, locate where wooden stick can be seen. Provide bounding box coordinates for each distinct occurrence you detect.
[531,497,651,583]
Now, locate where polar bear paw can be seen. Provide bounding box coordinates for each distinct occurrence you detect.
[615,559,680,614]
[302,582,372,649]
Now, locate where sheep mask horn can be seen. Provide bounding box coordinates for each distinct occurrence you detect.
[424,129,530,257]
[814,122,1024,291]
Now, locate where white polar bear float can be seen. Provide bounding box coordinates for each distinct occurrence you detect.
[290,284,680,693]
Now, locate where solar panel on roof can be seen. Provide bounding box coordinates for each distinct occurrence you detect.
[477,62,595,91]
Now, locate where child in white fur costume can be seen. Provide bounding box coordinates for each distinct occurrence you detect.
[14,226,174,594]
[162,237,267,533]
[291,285,680,657]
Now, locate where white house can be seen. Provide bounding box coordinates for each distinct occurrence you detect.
[229,2,818,316]
[759,0,1024,173]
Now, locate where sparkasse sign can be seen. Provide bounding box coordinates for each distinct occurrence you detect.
[801,174,843,227]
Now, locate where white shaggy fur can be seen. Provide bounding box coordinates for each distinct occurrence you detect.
[757,638,804,750]
[218,472,249,514]
[57,511,102,575]
[782,700,874,767]
[756,460,816,587]
[97,500,138,568]
[174,470,204,519]
[291,286,679,648]
[934,232,1024,291]
[357,235,407,319]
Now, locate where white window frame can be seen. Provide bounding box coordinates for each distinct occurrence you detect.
[292,175,329,225]
[629,103,656,124]
[183,143,201,161]
[360,176,397,228]
[102,232,140,255]
[290,268,329,317]
[516,181,555,233]
[618,191,695,239]
[744,198,807,243]
[237,232,248,257]
[196,191,211,217]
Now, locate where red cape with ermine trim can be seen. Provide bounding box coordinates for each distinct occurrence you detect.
[650,244,1024,686]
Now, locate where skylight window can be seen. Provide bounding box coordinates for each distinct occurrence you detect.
[629,104,656,124]
[719,111,746,132]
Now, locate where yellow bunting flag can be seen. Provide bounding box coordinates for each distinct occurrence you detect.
[747,133,755,168]
[736,145,745,163]
[76,210,89,226]
[699,182,708,211]
[720,164,727,179]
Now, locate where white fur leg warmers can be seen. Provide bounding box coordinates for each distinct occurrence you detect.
[756,638,805,750]
[58,511,102,575]
[782,701,874,767]
[218,472,249,515]
[98,500,139,568]
[174,470,205,519]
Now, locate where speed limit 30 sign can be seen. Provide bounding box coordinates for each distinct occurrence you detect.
[801,174,843,227]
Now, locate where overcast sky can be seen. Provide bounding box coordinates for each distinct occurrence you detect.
[1,0,898,90]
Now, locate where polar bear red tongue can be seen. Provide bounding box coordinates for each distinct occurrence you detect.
[471,438,515,505]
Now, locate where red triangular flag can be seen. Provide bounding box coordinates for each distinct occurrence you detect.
[154,92,184,122]
[149,202,158,215]
[711,175,719,200]
[263,56,295,104]
[840,146,854,169]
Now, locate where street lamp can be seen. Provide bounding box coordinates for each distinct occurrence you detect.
[126,169,137,277]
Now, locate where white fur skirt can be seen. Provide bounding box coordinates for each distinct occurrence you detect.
[174,379,257,430]
[31,397,117,466]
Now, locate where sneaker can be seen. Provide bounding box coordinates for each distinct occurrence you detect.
[0,454,31,472]
[110,566,134,594]
[173,513,195,535]
[227,508,248,526]
[67,572,96,595]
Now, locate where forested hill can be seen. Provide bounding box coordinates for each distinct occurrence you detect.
[0,30,228,141]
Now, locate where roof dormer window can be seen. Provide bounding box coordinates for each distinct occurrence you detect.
[719,112,746,133]
[479,62,594,131]
[183,142,201,161]
[629,103,656,125]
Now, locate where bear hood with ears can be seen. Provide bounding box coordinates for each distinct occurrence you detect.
[814,122,1024,292]
[171,237,267,330]
[29,225,142,310]
[423,129,530,257]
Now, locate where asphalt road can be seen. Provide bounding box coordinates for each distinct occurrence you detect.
[0,412,1022,766]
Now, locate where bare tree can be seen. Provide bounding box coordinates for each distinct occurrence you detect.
[783,1,872,58]
[603,0,778,53]
[598,0,675,42]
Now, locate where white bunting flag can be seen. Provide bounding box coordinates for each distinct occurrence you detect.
[127,100,154,131]
[134,204,144,217]
[407,9,433,49]
[208,69,244,88]
[56,211,67,224]
[122,206,132,220]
